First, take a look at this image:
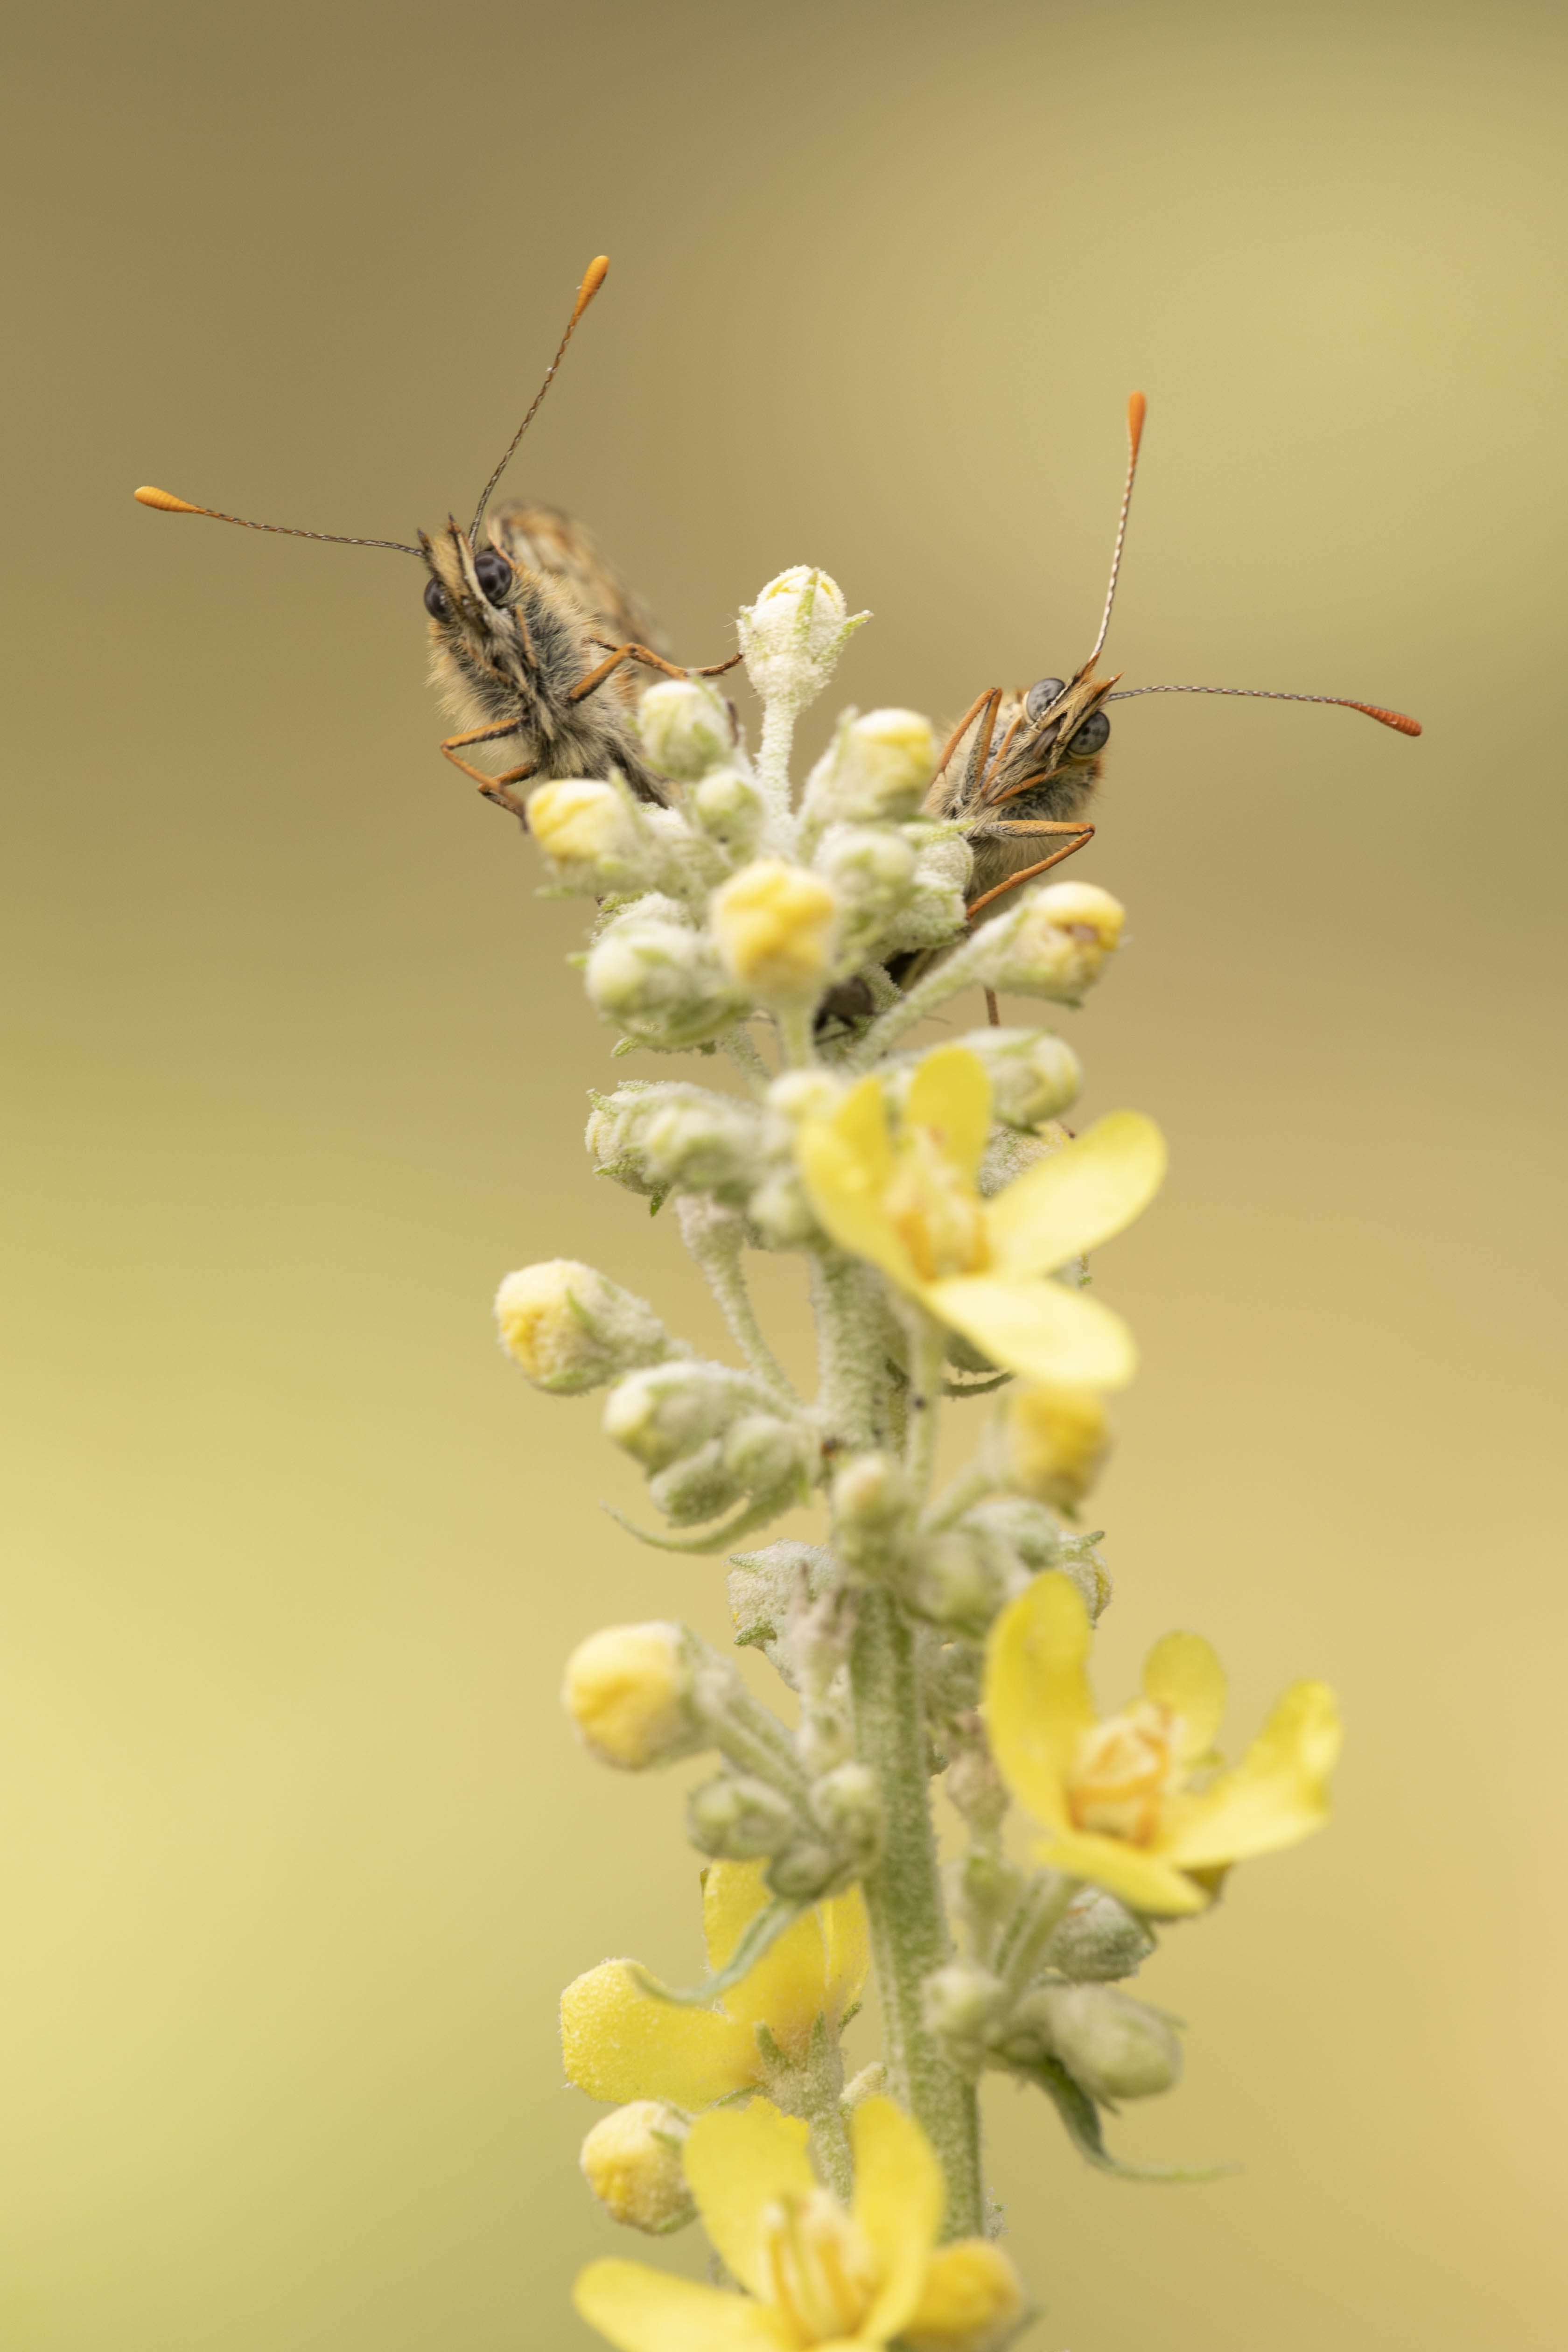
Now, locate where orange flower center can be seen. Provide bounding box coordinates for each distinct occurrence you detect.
[1069,1701,1179,1845]
[762,2188,879,2345]
[883,1127,990,1282]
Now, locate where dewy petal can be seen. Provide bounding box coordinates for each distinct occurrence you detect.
[1160,1681,1342,1868]
[984,1573,1098,1829]
[560,1960,758,2107]
[1141,1631,1227,1763]
[928,1273,1137,1388]
[851,2097,945,2343]
[797,1119,920,1293]
[983,1111,1167,1280]
[684,2100,817,2303]
[904,1046,992,1183]
[574,2260,793,2352]
[1029,1824,1210,1918]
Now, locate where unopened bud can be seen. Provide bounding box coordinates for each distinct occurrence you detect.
[687,1773,799,1859]
[721,1411,816,1498]
[737,567,868,710]
[906,1525,1012,1631]
[562,1622,704,1770]
[579,2102,694,2234]
[922,1960,1008,2052]
[809,1761,882,1861]
[527,779,645,890]
[831,1452,911,1570]
[603,1361,742,1470]
[803,707,938,826]
[766,1839,841,1900]
[648,1439,747,1528]
[637,676,736,780]
[945,1026,1082,1129]
[875,826,973,958]
[711,860,840,1004]
[1003,1385,1113,1512]
[1019,1982,1182,2101]
[494,1260,675,1394]
[1041,1887,1157,1983]
[689,766,765,859]
[585,914,743,1048]
[962,1497,1111,1618]
[903,2240,1027,2352]
[811,823,917,959]
[971,880,1126,1002]
[637,1090,764,1203]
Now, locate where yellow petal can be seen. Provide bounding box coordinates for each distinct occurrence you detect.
[703,1858,774,1974]
[574,2260,793,2352]
[1141,1631,1227,1763]
[797,1119,919,1292]
[904,1047,992,1183]
[561,1960,758,2107]
[984,1574,1097,1830]
[684,2100,817,2302]
[1160,1681,1341,1868]
[927,1274,1137,1388]
[819,1883,871,2017]
[983,1110,1167,1279]
[850,2098,945,2342]
[1029,1824,1209,1918]
[832,1074,894,1187]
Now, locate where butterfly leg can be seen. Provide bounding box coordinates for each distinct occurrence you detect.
[574,643,745,701]
[440,721,538,821]
[965,820,1097,921]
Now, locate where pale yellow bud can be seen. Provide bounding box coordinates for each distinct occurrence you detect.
[1004,1385,1113,1512]
[526,780,641,882]
[904,2239,1027,2352]
[973,879,1127,1001]
[494,1260,674,1394]
[579,2102,693,2233]
[637,678,735,780]
[804,707,938,825]
[710,860,840,1003]
[562,1622,701,1769]
[738,566,868,708]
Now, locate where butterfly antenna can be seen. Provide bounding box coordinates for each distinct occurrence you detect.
[469,255,611,540]
[1079,391,1146,675]
[1105,682,1421,735]
[133,484,419,555]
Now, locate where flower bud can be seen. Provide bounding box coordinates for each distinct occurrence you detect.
[803,707,938,826]
[603,1361,742,1470]
[809,1760,882,1862]
[811,823,917,959]
[961,1498,1111,1618]
[721,1411,815,1498]
[526,779,646,891]
[1003,1385,1113,1513]
[875,826,974,958]
[903,2240,1027,2352]
[830,1451,911,1573]
[562,1622,704,1770]
[636,676,736,780]
[906,1525,1013,1631]
[765,1839,843,1900]
[737,567,868,710]
[585,914,743,1049]
[1041,1887,1157,1983]
[688,766,765,859]
[579,2102,694,2234]
[944,1026,1082,1129]
[922,1960,1008,2056]
[494,1260,676,1394]
[711,860,840,1005]
[1020,1982,1183,2101]
[647,1439,747,1528]
[970,880,1126,1002]
[687,1773,799,1859]
[636,1089,765,1204]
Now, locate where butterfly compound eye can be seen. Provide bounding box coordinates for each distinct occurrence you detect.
[474,547,513,603]
[1065,710,1111,758]
[423,576,451,621]
[1026,677,1068,723]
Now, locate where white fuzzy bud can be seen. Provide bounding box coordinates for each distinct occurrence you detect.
[766,1839,843,1900]
[803,707,938,826]
[944,1026,1082,1129]
[737,567,869,711]
[635,1090,765,1204]
[922,1961,1008,2072]
[494,1260,677,1394]
[637,677,737,781]
[585,914,743,1048]
[1021,1982,1183,2102]
[648,1440,747,1527]
[811,823,918,962]
[579,2103,693,2234]
[809,1760,882,1862]
[688,766,766,861]
[721,1411,816,1498]
[603,1361,746,1470]
[875,826,973,958]
[1041,1887,1157,1983]
[906,1524,1014,1631]
[831,1451,911,1573]
[562,1622,704,1770]
[962,1498,1111,1619]
[970,880,1126,1001]
[710,860,841,1005]
[526,779,648,893]
[687,1773,799,1859]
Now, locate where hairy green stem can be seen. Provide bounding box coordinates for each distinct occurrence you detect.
[677,1200,796,1403]
[852,1587,982,2238]
[810,1255,882,1451]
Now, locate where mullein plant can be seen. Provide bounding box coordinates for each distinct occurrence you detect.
[496,566,1341,2352]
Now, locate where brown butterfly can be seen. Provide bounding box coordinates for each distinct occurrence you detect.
[136,257,738,820]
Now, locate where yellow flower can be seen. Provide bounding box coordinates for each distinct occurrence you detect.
[984,1572,1342,1917]
[561,1859,869,2108]
[796,1046,1165,1388]
[1002,1384,1112,1512]
[575,2094,1022,2352]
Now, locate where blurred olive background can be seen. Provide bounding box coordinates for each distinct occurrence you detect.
[3,0,1565,2345]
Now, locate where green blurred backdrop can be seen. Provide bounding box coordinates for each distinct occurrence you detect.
[3,1,1565,2345]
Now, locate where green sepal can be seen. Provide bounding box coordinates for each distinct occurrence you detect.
[1016,2056,1239,2184]
[627,1896,805,2007]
